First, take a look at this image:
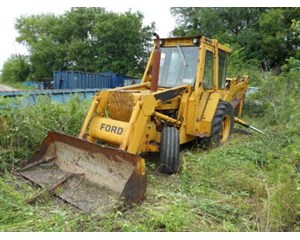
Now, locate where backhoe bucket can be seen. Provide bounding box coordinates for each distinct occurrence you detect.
[19,131,147,213]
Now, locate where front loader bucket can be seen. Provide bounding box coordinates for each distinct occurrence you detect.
[19,131,147,213]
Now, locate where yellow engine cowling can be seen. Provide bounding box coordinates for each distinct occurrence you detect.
[84,89,158,155]
[89,118,129,145]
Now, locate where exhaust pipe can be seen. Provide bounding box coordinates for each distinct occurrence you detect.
[151,33,161,92]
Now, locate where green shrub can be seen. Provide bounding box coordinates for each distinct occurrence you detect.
[0,54,30,82]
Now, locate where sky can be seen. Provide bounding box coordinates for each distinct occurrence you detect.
[0,0,178,69]
[0,0,299,70]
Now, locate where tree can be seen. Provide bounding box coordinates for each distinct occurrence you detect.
[259,8,300,70]
[170,7,300,71]
[15,13,66,80]
[1,55,30,82]
[92,11,154,75]
[15,8,155,81]
[170,8,267,39]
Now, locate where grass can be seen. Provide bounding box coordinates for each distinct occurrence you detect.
[0,125,299,232]
[0,70,299,232]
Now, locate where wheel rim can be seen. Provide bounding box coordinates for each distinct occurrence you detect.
[221,115,231,144]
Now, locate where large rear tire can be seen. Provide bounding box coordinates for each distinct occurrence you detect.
[159,126,180,174]
[210,101,234,147]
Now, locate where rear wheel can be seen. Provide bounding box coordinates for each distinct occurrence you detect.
[159,126,180,174]
[210,101,234,147]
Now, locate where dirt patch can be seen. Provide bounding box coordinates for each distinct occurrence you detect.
[0,84,19,91]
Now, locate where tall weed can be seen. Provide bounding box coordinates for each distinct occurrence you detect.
[0,96,89,172]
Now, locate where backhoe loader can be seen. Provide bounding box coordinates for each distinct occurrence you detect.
[19,34,257,212]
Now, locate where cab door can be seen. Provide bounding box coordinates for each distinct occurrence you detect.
[187,42,221,137]
[202,44,215,91]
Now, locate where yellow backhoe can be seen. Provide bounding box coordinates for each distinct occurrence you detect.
[19,34,262,212]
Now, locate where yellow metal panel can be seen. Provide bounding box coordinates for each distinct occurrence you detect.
[179,126,195,144]
[127,114,148,154]
[140,122,157,153]
[203,37,213,45]
[155,96,180,110]
[197,92,221,136]
[140,95,156,116]
[177,86,191,118]
[155,131,161,144]
[162,37,196,47]
[120,102,141,151]
[186,92,196,134]
[89,117,130,145]
[125,95,156,154]
[198,121,211,136]
[79,98,99,139]
[95,90,110,113]
[176,86,195,144]
[194,43,206,92]
[186,92,210,136]
[146,143,159,152]
[217,43,232,54]
[80,90,111,140]
[195,92,210,122]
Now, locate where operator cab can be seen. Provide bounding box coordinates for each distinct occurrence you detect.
[155,36,230,90]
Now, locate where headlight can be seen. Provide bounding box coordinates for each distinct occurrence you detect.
[193,37,199,45]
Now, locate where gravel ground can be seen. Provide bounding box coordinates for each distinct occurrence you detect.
[0,84,19,91]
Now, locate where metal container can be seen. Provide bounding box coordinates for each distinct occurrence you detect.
[0,89,101,108]
[99,72,140,88]
[53,71,112,89]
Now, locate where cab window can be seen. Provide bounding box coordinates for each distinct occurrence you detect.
[218,50,228,89]
[203,50,213,89]
[158,46,199,87]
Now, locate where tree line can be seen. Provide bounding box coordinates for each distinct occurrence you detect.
[1,7,299,82]
[171,7,300,72]
[1,8,155,82]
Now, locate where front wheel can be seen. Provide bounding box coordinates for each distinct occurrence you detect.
[210,101,234,147]
[159,126,180,174]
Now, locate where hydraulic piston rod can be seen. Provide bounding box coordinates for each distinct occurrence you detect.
[234,117,264,134]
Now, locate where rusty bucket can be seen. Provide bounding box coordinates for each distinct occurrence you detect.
[19,131,147,213]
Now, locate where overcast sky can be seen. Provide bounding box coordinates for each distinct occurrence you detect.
[0,0,298,70]
[0,0,178,69]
